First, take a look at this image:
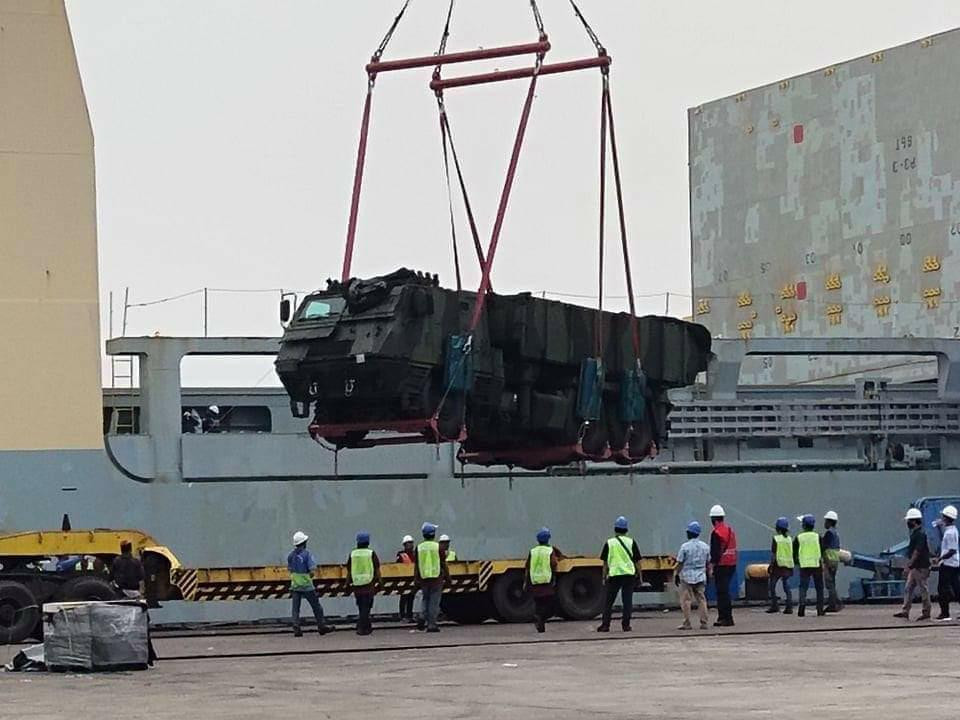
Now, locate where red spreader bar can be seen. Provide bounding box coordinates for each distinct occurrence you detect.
[309,418,465,448]
[367,40,551,75]
[457,441,611,469]
[430,55,611,91]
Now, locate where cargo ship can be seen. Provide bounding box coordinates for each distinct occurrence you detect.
[2,3,958,626]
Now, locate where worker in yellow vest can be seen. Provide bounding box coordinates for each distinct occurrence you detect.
[346,531,381,636]
[766,517,794,614]
[414,522,449,632]
[524,527,561,633]
[439,534,456,561]
[597,516,642,632]
[793,515,825,617]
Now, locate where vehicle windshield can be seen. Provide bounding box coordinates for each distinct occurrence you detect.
[300,296,346,320]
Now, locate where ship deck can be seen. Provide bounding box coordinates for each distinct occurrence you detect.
[6,606,954,718]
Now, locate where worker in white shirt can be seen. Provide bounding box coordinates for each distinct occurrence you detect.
[933,504,960,621]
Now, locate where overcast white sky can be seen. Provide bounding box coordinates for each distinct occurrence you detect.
[64,0,960,384]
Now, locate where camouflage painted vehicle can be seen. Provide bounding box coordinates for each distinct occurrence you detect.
[275,269,712,469]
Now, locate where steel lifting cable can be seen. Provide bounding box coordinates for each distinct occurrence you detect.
[341,0,413,284]
[466,1,548,332]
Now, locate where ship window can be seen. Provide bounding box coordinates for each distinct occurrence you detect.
[301,297,345,320]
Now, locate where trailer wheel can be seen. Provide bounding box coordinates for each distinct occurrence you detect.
[0,581,40,644]
[490,571,535,623]
[55,576,117,603]
[557,568,605,620]
[441,594,493,625]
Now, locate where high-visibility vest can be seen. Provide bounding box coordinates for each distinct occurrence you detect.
[822,530,841,565]
[606,536,636,577]
[773,534,794,569]
[446,549,457,562]
[350,548,374,586]
[417,540,441,579]
[797,531,822,568]
[712,522,738,566]
[529,545,553,585]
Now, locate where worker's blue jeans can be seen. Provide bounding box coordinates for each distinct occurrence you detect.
[768,573,792,609]
[418,584,442,630]
[798,568,824,613]
[291,589,325,631]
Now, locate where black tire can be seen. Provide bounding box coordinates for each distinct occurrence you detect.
[556,568,606,620]
[440,594,493,625]
[55,576,118,603]
[0,580,40,644]
[490,571,535,623]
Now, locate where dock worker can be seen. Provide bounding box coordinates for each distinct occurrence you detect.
[287,531,333,637]
[675,521,711,630]
[414,522,449,632]
[439,534,456,561]
[396,534,416,622]
[110,541,145,599]
[524,527,562,633]
[597,516,642,633]
[821,511,842,612]
[933,504,960,621]
[766,517,794,615]
[794,515,825,617]
[894,507,932,621]
[347,531,381,636]
[709,505,737,627]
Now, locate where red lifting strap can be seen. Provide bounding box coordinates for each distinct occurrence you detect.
[367,40,550,75]
[431,55,610,91]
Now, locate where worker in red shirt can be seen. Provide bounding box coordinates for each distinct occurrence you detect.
[396,534,416,622]
[709,504,737,627]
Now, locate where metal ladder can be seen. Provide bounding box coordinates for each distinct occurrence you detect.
[109,354,137,434]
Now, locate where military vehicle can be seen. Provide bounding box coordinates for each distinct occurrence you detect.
[275,269,712,469]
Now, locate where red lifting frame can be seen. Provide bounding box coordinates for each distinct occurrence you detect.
[430,55,611,91]
[341,39,551,284]
[366,40,550,75]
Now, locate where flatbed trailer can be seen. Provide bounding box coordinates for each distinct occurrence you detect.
[0,528,676,642]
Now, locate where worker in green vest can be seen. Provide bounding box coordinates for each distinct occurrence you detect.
[414,522,449,632]
[439,534,456,561]
[597,515,642,632]
[766,516,794,614]
[524,527,561,633]
[793,514,825,617]
[821,511,843,612]
[346,531,381,636]
[287,531,333,637]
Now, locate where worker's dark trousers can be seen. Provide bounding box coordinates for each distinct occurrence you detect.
[291,589,325,631]
[937,565,960,616]
[714,565,735,623]
[355,593,374,634]
[824,562,841,610]
[399,593,415,620]
[768,573,792,610]
[600,575,635,629]
[533,595,553,630]
[798,568,824,614]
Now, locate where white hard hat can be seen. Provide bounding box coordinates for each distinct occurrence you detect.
[904,508,923,521]
[439,534,450,542]
[709,504,725,517]
[942,505,958,520]
[824,511,838,522]
[292,530,308,546]
[402,535,414,544]
[209,405,220,413]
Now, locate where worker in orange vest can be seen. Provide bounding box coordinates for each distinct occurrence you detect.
[709,505,738,627]
[396,534,416,622]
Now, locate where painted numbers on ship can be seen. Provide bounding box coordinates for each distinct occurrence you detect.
[893,134,916,174]
[893,157,917,173]
[804,251,817,265]
[895,135,914,151]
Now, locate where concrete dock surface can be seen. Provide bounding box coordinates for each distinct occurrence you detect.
[3,606,957,719]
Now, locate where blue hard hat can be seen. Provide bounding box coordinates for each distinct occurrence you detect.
[614,516,629,531]
[801,514,816,527]
[775,517,789,531]
[421,522,437,536]
[536,527,551,543]
[686,521,701,536]
[356,531,370,544]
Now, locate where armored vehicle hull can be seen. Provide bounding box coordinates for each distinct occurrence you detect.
[275,270,712,469]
